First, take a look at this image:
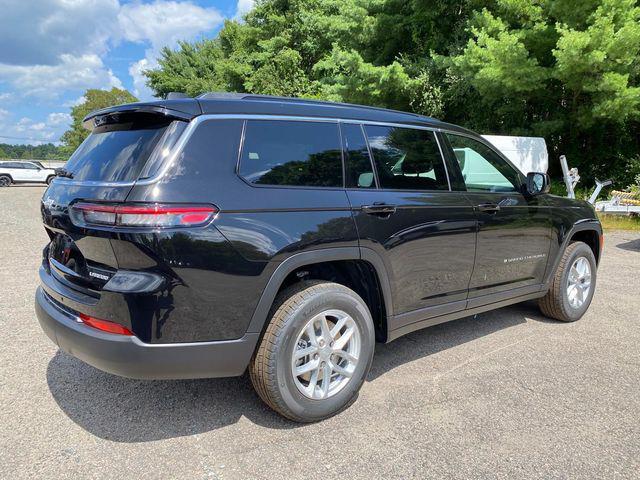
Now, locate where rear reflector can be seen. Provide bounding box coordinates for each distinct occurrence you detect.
[70,202,218,228]
[79,313,134,336]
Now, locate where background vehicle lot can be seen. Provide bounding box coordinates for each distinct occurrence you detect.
[1,186,639,479]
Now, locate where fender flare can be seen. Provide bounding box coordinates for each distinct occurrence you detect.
[246,246,394,334]
[0,173,13,182]
[544,219,602,286]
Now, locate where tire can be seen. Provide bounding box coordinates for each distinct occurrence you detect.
[46,176,54,185]
[0,175,11,187]
[539,241,597,322]
[249,280,375,422]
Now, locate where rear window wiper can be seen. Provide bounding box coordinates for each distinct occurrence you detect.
[55,168,74,179]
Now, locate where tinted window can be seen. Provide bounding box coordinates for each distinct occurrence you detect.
[342,123,375,188]
[23,163,39,169]
[64,114,177,182]
[365,125,449,191]
[446,134,521,192]
[240,120,342,187]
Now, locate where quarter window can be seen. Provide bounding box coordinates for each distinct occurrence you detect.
[446,133,521,192]
[239,120,343,188]
[364,125,449,191]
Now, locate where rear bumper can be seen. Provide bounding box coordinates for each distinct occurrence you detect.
[35,286,258,380]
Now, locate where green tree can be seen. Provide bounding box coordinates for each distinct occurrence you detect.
[443,0,640,180]
[145,0,640,185]
[60,88,138,154]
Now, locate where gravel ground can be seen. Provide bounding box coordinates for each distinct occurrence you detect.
[1,185,639,479]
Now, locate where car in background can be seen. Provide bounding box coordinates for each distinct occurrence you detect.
[0,161,57,186]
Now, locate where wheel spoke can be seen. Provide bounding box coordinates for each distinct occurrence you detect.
[333,349,358,363]
[330,315,348,339]
[319,315,332,341]
[321,362,332,398]
[296,358,319,376]
[305,322,319,346]
[294,345,317,360]
[306,368,319,397]
[331,362,353,378]
[333,326,355,350]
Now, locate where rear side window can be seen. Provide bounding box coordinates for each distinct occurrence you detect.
[239,120,343,188]
[342,123,375,189]
[64,113,181,182]
[364,125,449,191]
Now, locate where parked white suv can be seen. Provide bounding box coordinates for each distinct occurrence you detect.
[0,161,57,186]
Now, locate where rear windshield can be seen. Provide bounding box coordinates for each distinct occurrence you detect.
[64,114,184,182]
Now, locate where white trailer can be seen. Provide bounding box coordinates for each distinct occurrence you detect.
[481,135,548,175]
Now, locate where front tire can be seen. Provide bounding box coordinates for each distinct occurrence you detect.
[0,175,11,187]
[46,175,55,185]
[249,281,375,422]
[539,241,597,322]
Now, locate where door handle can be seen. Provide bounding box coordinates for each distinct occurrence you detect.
[476,203,500,213]
[362,203,397,217]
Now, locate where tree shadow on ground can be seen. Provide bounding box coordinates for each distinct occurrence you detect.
[47,301,555,442]
[616,238,640,252]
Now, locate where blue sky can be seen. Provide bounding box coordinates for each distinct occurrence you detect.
[0,0,255,145]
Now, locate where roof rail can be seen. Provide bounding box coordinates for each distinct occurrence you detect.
[197,92,249,100]
[166,92,191,100]
[196,92,430,120]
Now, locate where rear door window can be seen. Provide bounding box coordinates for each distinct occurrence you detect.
[239,120,343,188]
[364,125,449,191]
[63,113,183,183]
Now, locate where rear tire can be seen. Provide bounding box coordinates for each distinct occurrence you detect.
[0,175,11,187]
[539,241,597,322]
[249,281,375,422]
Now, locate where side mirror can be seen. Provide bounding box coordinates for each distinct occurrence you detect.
[526,172,550,195]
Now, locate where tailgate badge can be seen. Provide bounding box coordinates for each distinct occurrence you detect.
[89,271,110,281]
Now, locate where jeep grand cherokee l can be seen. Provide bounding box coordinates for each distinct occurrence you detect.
[35,94,602,422]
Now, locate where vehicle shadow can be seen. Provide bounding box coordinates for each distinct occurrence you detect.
[616,238,640,252]
[46,301,553,442]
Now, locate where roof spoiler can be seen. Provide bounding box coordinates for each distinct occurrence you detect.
[82,100,202,131]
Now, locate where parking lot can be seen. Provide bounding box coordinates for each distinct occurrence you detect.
[1,185,639,479]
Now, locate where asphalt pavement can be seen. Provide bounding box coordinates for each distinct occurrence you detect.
[1,185,639,479]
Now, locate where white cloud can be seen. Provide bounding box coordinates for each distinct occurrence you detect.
[0,93,11,102]
[1,116,60,145]
[118,1,224,99]
[234,0,256,21]
[0,0,120,66]
[47,112,72,126]
[119,1,222,49]
[63,96,87,108]
[0,54,123,98]
[0,108,9,120]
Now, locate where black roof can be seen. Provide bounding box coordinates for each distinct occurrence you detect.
[83,92,471,134]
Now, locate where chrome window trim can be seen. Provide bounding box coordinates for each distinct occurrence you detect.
[54,113,465,188]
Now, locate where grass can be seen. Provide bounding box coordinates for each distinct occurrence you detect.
[598,213,640,231]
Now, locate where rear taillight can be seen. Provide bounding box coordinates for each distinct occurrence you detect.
[79,313,133,336]
[69,202,218,228]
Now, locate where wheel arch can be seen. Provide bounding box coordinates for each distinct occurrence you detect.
[545,220,602,287]
[0,173,13,183]
[246,247,394,342]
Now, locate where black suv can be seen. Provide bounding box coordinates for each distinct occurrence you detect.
[36,94,602,422]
